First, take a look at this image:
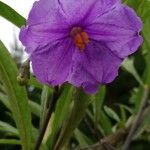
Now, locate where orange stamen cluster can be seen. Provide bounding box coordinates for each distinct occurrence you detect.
[70,27,89,51]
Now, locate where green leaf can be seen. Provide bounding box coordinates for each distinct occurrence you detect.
[0,82,6,93]
[91,86,112,135]
[119,105,127,125]
[29,75,43,89]
[0,139,21,145]
[53,88,91,150]
[117,104,133,115]
[0,121,19,136]
[0,41,32,150]
[46,84,73,149]
[142,21,150,85]
[132,8,150,112]
[104,106,120,122]
[74,129,93,148]
[123,0,143,10]
[123,0,150,22]
[29,100,41,117]
[122,58,144,86]
[93,86,106,124]
[40,85,52,128]
[0,92,10,109]
[0,1,26,28]
[87,109,112,135]
[0,92,41,117]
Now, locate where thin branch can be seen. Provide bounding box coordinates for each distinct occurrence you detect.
[76,128,129,150]
[76,86,150,150]
[84,117,99,140]
[34,86,60,150]
[123,85,149,150]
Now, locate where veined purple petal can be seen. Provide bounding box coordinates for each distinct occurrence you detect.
[19,0,70,54]
[57,0,120,25]
[19,23,68,54]
[19,26,38,54]
[28,0,65,25]
[86,4,143,58]
[31,38,74,86]
[69,40,122,93]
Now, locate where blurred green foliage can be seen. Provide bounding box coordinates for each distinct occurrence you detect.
[0,0,150,150]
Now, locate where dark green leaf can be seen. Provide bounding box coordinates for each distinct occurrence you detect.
[0,1,26,28]
[0,41,32,150]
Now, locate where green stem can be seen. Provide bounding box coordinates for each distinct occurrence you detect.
[54,88,91,150]
[34,86,59,150]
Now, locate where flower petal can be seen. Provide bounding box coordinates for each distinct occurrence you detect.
[19,24,68,54]
[57,0,120,25]
[69,40,122,93]
[31,38,74,86]
[19,0,70,54]
[28,0,64,25]
[86,4,143,58]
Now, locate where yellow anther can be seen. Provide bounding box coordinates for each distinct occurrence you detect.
[74,33,85,50]
[81,32,89,44]
[70,27,89,51]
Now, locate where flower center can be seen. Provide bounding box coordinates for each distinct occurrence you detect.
[70,27,89,51]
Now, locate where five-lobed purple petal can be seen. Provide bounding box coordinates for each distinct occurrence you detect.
[19,0,143,94]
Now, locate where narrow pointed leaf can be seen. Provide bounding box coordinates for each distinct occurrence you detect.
[0,139,21,145]
[0,121,19,136]
[0,41,32,150]
[54,88,91,150]
[46,84,73,149]
[0,1,26,28]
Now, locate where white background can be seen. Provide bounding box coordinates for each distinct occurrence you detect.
[0,0,35,51]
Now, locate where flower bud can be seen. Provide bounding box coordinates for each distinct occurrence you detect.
[17,59,30,86]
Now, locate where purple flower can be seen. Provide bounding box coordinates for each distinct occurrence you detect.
[19,0,142,93]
